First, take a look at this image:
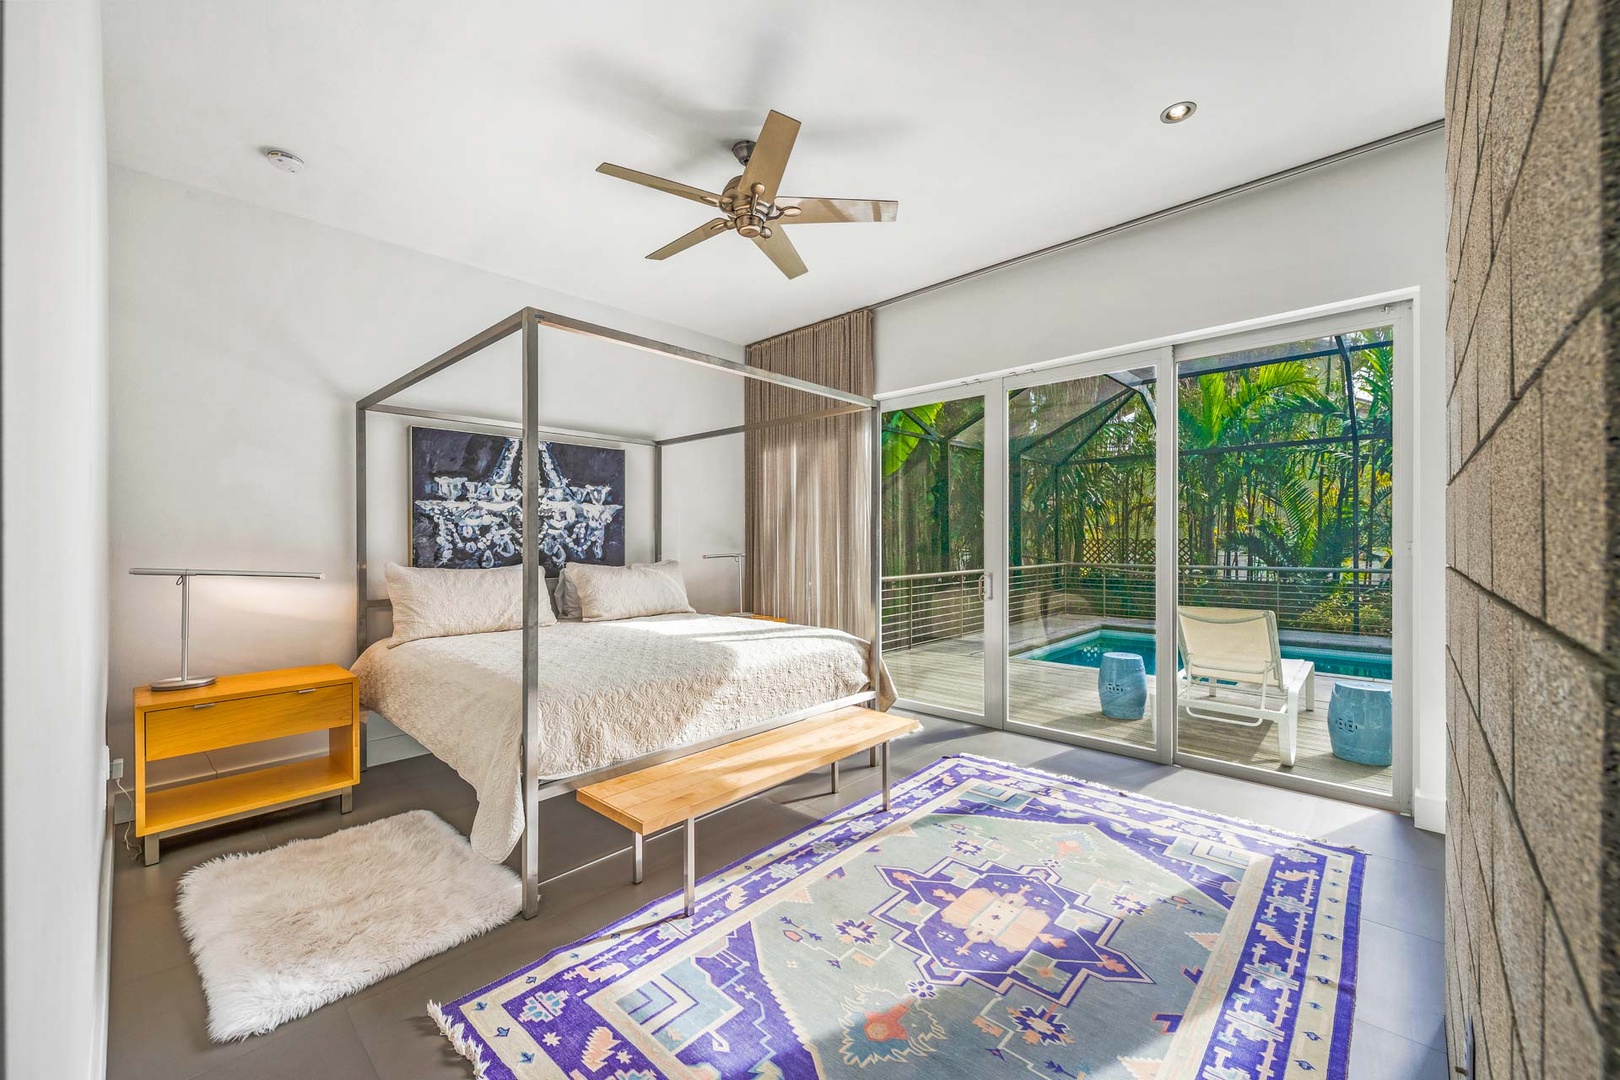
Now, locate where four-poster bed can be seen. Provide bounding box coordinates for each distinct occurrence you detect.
[354,308,886,918]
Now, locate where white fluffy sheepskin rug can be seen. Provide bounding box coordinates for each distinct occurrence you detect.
[177,809,520,1041]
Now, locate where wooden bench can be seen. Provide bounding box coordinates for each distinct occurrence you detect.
[577,706,919,917]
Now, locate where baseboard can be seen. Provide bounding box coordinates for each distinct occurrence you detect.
[1411,787,1446,834]
[367,732,429,767]
[112,787,133,825]
[93,778,116,1079]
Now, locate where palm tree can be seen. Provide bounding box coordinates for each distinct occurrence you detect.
[1177,360,1329,565]
[881,338,1395,633]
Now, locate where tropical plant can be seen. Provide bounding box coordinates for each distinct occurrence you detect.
[879,331,1396,634]
[882,403,943,476]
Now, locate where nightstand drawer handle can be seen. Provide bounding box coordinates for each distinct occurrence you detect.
[297,688,317,694]
[192,703,216,710]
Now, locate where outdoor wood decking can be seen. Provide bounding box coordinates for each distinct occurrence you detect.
[884,632,1393,797]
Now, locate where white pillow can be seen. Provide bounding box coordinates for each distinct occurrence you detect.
[571,560,695,622]
[384,563,555,646]
[554,564,584,619]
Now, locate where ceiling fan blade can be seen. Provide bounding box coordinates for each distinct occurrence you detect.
[596,163,721,207]
[775,197,899,224]
[740,110,800,203]
[753,229,808,279]
[647,218,730,260]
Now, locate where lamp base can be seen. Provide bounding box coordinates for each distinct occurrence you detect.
[149,675,217,692]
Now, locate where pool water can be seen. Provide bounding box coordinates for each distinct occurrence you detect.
[1021,629,1393,681]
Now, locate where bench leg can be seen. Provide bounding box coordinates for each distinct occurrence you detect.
[869,746,880,769]
[830,760,840,795]
[633,832,643,885]
[881,741,892,812]
[683,817,696,918]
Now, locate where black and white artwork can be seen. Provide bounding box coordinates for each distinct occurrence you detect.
[410,426,626,573]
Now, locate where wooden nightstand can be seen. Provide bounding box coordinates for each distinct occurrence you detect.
[134,664,360,865]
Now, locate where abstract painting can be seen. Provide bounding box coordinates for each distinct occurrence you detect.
[410,426,625,573]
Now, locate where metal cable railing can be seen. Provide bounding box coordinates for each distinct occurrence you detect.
[881,562,1392,650]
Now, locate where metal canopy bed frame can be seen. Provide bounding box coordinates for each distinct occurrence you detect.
[355,307,883,918]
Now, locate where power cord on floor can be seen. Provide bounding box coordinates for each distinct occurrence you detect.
[113,775,143,861]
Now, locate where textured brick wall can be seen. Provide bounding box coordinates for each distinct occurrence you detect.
[1443,0,1616,1075]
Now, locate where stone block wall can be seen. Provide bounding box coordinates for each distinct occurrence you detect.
[1444,0,1615,1075]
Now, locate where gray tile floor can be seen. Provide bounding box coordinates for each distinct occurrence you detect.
[108,715,1449,1080]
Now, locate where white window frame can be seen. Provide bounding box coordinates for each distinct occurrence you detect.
[877,291,1421,815]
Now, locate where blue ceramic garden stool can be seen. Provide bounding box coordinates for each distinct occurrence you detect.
[1327,679,1393,766]
[1097,651,1149,720]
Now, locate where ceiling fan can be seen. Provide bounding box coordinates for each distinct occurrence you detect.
[596,109,898,280]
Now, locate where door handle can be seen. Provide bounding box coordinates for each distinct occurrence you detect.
[981,571,994,602]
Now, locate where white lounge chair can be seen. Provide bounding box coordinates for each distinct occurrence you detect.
[1175,606,1315,767]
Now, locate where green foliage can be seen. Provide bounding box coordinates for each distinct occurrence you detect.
[1177,335,1392,574]
[880,332,1396,633]
[883,403,942,476]
[881,399,985,575]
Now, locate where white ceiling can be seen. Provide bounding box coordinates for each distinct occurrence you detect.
[102,1,1449,345]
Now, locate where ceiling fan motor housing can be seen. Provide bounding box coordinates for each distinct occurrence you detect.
[721,176,766,236]
[721,174,785,238]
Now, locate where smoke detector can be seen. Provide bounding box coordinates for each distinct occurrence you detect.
[263,148,305,173]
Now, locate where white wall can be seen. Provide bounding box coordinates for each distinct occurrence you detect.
[108,168,745,780]
[659,434,749,612]
[874,132,1449,829]
[2,0,113,1074]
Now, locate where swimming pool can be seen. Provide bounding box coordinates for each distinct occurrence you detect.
[1020,628,1392,681]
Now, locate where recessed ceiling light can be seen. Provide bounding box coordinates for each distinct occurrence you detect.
[1159,101,1198,124]
[263,147,305,173]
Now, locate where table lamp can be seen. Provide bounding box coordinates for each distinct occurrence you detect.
[702,552,748,616]
[130,567,323,690]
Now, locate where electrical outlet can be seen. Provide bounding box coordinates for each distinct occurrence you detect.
[109,757,125,781]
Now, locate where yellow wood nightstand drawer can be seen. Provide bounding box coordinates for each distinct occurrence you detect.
[145,684,353,761]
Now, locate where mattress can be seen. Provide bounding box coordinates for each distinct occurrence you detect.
[353,613,891,861]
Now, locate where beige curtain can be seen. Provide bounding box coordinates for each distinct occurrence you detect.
[744,309,876,642]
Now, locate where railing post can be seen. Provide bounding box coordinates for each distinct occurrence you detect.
[1352,567,1362,635]
[907,580,915,649]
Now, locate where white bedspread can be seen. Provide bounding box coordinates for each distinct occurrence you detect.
[352,613,891,861]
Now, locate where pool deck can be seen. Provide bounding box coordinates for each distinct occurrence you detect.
[1023,627,1393,681]
[884,618,1394,797]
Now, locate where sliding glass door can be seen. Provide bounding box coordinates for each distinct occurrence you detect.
[1002,353,1171,754]
[1171,311,1409,805]
[880,390,994,724]
[877,303,1411,811]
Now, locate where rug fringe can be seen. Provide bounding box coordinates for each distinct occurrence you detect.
[428,1000,491,1079]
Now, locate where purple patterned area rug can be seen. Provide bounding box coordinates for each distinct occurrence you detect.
[432,754,1364,1079]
